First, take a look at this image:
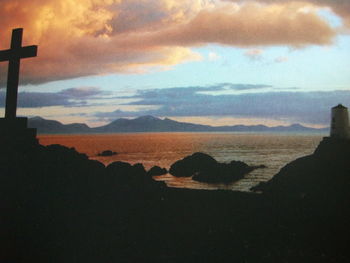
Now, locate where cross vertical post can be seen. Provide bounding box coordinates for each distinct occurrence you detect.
[5,28,22,119]
[0,28,37,119]
[0,28,38,147]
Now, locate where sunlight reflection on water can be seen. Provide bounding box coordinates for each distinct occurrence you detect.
[38,133,323,191]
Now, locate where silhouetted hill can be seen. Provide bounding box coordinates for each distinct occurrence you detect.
[28,116,90,134]
[29,116,328,134]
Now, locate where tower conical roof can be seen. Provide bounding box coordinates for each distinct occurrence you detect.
[332,104,347,109]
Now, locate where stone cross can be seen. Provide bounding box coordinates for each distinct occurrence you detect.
[0,28,37,119]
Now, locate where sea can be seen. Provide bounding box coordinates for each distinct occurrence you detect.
[38,133,324,192]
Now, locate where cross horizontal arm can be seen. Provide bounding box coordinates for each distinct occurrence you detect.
[19,45,37,59]
[0,49,11,62]
[0,45,37,62]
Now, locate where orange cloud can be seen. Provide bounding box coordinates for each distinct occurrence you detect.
[226,0,350,26]
[0,0,340,85]
[148,2,335,47]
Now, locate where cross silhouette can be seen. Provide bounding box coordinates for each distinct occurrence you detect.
[0,28,37,119]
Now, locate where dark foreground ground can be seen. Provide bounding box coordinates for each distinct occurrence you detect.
[1,138,350,263]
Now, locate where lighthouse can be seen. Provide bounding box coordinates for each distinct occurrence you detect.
[330,104,350,140]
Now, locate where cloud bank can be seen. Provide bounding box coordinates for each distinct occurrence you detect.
[0,0,344,85]
[0,87,107,107]
[226,0,350,27]
[3,83,349,125]
[92,84,350,125]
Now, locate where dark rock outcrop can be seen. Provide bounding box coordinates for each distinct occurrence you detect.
[147,166,168,176]
[169,152,265,183]
[98,150,117,156]
[314,136,350,160]
[105,161,165,189]
[169,152,217,177]
[252,137,350,198]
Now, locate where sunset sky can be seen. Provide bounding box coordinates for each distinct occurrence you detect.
[0,0,350,127]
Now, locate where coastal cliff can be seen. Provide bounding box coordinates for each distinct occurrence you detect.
[253,137,350,198]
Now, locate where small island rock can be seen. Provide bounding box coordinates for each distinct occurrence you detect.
[169,152,217,177]
[98,150,117,156]
[147,166,168,176]
[169,152,265,184]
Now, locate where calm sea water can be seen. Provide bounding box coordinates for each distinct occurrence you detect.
[38,133,323,191]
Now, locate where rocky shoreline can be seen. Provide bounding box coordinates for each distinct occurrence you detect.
[1,137,349,262]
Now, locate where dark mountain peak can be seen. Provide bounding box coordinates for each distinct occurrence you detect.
[30,116,45,121]
[29,116,61,125]
[66,123,90,129]
[135,115,160,121]
[289,123,304,128]
[109,117,128,123]
[163,117,178,123]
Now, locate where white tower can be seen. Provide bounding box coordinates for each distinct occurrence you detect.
[330,104,350,140]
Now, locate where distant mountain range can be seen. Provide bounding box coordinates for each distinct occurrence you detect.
[28,115,329,134]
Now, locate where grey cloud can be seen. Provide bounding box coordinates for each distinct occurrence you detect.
[0,86,107,108]
[205,83,272,91]
[0,91,75,108]
[59,87,110,98]
[126,83,271,102]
